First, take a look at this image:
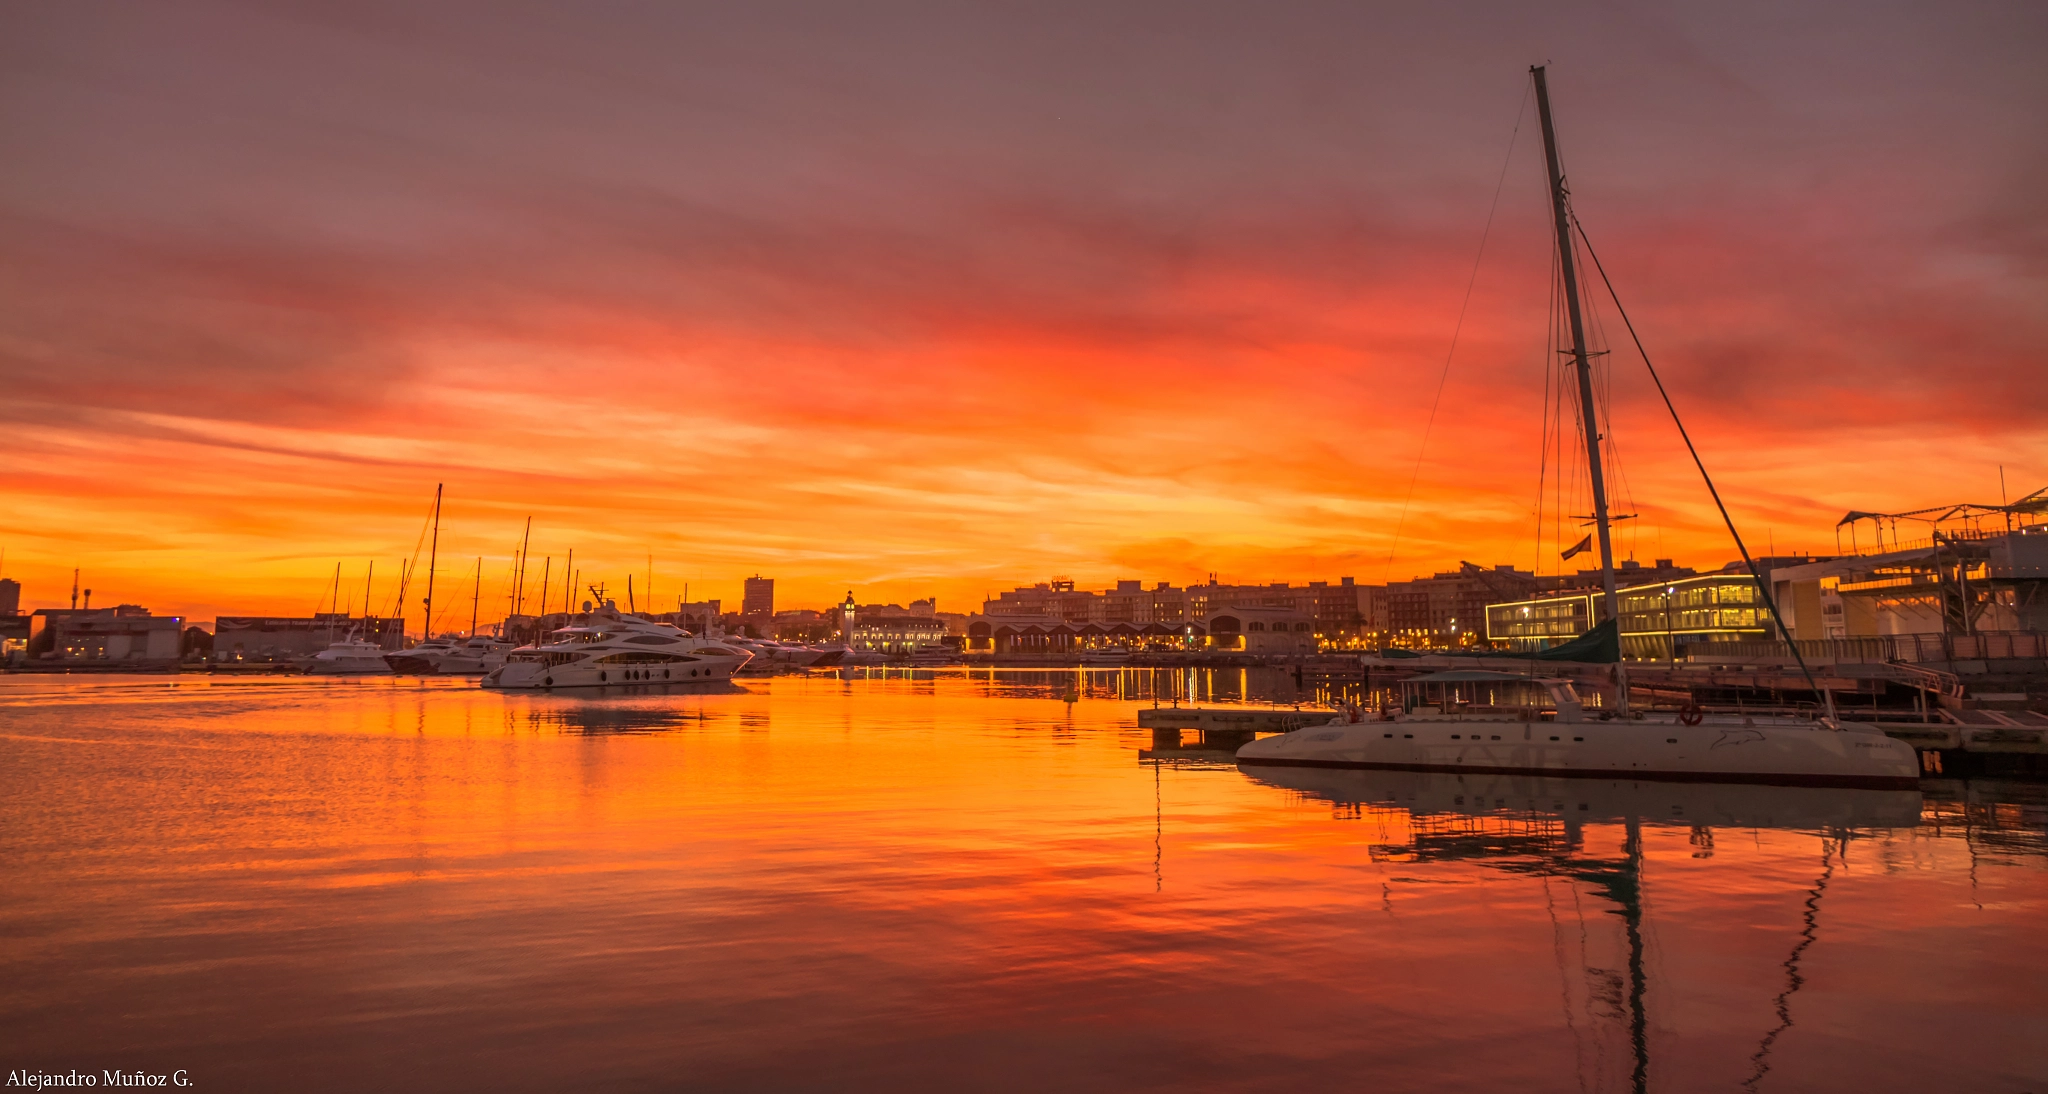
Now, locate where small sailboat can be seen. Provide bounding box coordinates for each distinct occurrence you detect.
[1239,67,1918,791]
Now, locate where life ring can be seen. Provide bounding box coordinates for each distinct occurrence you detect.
[1678,701,1705,727]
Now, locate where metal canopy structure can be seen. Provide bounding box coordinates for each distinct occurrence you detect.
[1838,487,2048,533]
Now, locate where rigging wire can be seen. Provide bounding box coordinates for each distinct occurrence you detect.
[1582,256,1643,562]
[1532,252,1559,577]
[1571,214,1833,715]
[1381,83,1531,583]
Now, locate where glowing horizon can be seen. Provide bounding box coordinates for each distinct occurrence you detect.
[4,4,2042,624]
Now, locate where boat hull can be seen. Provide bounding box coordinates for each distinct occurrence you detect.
[1239,765,1925,829]
[482,651,749,690]
[304,660,392,676]
[1235,718,1921,791]
[383,653,444,674]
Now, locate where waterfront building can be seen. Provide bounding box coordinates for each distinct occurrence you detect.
[1384,563,1539,648]
[0,579,24,660]
[978,576,1376,650]
[1205,605,1317,654]
[212,614,405,661]
[850,616,947,654]
[769,608,829,642]
[1486,571,1774,660]
[27,604,184,668]
[1771,526,2048,640]
[742,576,774,618]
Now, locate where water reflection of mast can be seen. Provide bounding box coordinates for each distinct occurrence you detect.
[1621,818,1648,1094]
[1369,803,1652,1092]
[1154,760,1163,893]
[1741,836,1837,1090]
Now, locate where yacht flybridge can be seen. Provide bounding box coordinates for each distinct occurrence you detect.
[483,598,753,689]
[1238,68,1920,791]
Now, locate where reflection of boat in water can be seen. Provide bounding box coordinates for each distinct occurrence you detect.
[1239,764,1924,831]
[1238,670,1920,790]
[1236,762,1899,1093]
[521,694,745,734]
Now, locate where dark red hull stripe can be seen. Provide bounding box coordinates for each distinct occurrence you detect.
[1236,756,1921,791]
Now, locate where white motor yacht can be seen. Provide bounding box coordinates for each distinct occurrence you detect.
[384,635,511,674]
[1236,670,1919,790]
[435,635,514,675]
[305,635,394,676]
[822,644,886,666]
[765,641,838,667]
[1079,648,1134,666]
[384,637,457,674]
[722,637,835,668]
[483,600,754,689]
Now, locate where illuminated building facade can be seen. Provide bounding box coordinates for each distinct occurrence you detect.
[850,616,947,654]
[979,577,1372,647]
[1486,573,1774,660]
[1385,563,1539,648]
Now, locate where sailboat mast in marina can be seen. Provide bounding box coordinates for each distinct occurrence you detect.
[1232,66,1919,790]
[1532,67,1621,630]
[421,483,442,642]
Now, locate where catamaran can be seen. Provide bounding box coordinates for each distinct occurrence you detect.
[1238,67,1918,791]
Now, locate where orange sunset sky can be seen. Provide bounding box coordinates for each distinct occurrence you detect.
[3,2,2043,626]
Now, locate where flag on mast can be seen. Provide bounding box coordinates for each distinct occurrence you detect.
[1560,534,1593,561]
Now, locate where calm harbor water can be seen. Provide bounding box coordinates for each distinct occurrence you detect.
[3,671,2044,1092]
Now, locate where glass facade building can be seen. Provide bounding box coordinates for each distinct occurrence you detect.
[1486,574,1773,660]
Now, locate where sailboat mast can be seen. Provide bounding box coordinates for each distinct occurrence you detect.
[362,561,373,638]
[470,557,481,638]
[422,483,442,642]
[1533,66,1620,620]
[513,516,532,619]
